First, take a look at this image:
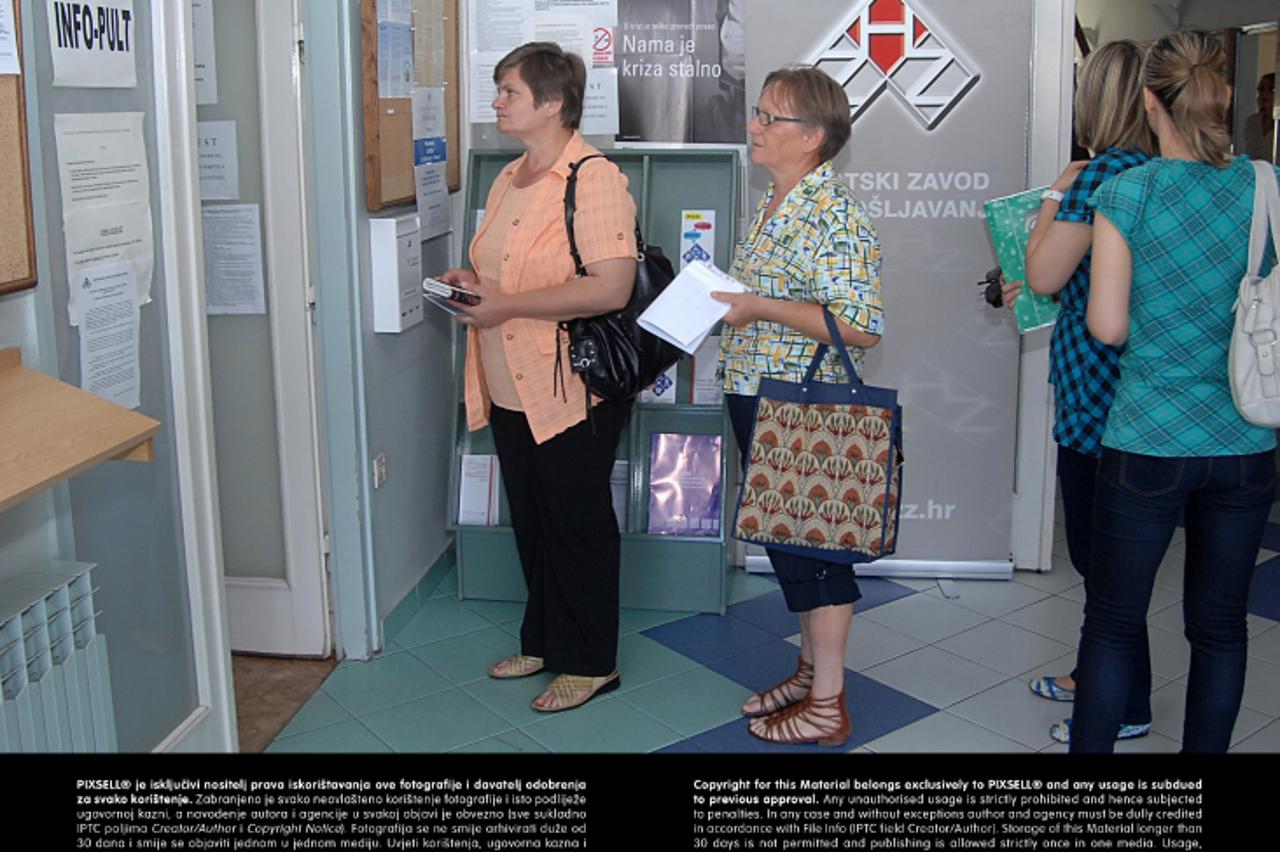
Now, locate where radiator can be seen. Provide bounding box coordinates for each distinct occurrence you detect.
[0,563,116,752]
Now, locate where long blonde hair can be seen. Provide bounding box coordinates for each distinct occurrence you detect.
[1075,40,1156,156]
[1143,30,1232,167]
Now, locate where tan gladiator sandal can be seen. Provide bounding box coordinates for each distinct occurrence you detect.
[748,690,851,747]
[741,656,814,718]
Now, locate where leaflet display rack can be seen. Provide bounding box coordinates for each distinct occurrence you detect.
[449,148,741,614]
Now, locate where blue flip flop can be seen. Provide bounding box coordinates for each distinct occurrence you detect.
[1049,717,1151,744]
[1028,675,1075,702]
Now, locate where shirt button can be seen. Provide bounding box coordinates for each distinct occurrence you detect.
[505,333,514,341]
[503,253,510,261]
[515,373,524,381]
[512,219,520,226]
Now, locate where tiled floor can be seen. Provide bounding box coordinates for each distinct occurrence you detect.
[267,517,1280,754]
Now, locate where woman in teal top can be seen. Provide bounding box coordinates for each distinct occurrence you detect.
[1075,30,1279,753]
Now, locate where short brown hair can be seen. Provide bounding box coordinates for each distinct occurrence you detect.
[1074,40,1155,156]
[1143,30,1232,167]
[762,66,852,163]
[494,42,587,129]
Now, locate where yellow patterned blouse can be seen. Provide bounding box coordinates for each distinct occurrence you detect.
[720,162,882,395]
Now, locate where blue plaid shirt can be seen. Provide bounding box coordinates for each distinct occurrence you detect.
[1047,147,1149,456]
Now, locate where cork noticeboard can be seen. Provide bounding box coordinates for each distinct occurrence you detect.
[362,0,460,212]
[1,0,36,295]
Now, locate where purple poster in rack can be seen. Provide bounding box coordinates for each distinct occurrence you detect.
[647,433,722,536]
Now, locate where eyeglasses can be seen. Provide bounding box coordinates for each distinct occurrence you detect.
[752,105,808,127]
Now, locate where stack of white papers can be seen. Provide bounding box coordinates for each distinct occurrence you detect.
[638,262,745,354]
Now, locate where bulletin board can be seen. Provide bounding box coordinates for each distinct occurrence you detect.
[361,0,460,212]
[1,0,36,295]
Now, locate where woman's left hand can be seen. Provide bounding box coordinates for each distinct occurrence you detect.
[456,277,514,329]
[711,291,763,327]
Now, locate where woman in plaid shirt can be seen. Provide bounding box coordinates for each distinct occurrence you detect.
[1004,41,1156,745]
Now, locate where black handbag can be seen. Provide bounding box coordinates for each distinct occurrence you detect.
[554,155,683,406]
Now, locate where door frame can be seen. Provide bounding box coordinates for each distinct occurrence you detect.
[220,0,332,657]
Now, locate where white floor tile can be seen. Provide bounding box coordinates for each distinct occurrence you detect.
[1249,621,1280,666]
[1230,718,1280,753]
[1242,657,1280,716]
[1000,596,1085,645]
[784,618,926,671]
[1152,545,1186,592]
[1249,614,1278,640]
[1038,731,1180,754]
[1147,624,1192,681]
[863,711,1032,753]
[1258,548,1279,565]
[1057,583,1085,604]
[858,593,990,644]
[1147,680,1273,746]
[948,678,1073,750]
[1016,651,1077,682]
[884,577,939,592]
[936,621,1075,677]
[925,579,1051,618]
[1013,559,1083,594]
[862,646,1006,709]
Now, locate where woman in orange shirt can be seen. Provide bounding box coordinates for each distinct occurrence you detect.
[438,43,638,712]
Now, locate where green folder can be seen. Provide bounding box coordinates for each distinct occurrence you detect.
[984,187,1060,333]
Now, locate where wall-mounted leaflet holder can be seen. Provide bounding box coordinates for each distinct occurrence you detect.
[370,211,425,334]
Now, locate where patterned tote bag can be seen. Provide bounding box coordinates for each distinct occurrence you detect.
[732,310,903,563]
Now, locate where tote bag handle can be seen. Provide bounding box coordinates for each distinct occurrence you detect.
[802,309,864,387]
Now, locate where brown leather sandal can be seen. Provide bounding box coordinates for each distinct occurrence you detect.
[531,672,621,712]
[741,656,814,718]
[488,654,545,679]
[748,690,851,747]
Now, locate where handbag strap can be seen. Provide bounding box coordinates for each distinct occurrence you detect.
[1247,161,1280,279]
[802,309,865,387]
[564,154,647,279]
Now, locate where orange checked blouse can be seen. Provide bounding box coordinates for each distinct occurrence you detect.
[464,132,638,444]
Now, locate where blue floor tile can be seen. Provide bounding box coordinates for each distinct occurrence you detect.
[681,670,935,753]
[855,577,920,612]
[726,590,799,638]
[1250,557,1280,621]
[709,638,814,695]
[656,738,710,753]
[642,613,778,665]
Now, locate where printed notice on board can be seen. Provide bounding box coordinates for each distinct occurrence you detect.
[47,0,137,88]
[191,0,218,105]
[0,0,20,75]
[412,86,449,239]
[202,204,266,315]
[54,111,149,212]
[197,120,239,201]
[79,262,141,409]
[63,200,154,325]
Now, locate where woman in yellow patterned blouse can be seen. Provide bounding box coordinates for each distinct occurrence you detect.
[713,66,883,747]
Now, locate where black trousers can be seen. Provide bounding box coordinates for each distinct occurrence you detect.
[488,401,631,676]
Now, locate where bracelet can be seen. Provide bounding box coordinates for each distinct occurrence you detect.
[1041,189,1064,203]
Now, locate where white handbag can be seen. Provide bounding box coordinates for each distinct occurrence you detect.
[1228,162,1280,427]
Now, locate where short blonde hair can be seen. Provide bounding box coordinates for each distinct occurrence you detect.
[1075,40,1155,156]
[1143,30,1232,167]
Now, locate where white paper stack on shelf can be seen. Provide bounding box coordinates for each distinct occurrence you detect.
[457,454,501,525]
[637,261,745,354]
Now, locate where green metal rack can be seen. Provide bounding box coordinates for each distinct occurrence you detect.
[448,147,742,614]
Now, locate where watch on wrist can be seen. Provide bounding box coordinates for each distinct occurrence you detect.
[1041,189,1064,203]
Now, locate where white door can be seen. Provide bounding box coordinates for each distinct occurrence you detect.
[199,0,330,655]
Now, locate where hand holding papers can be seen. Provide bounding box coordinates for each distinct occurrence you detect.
[637,261,745,354]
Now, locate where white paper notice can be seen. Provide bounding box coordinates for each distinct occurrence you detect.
[0,0,20,75]
[582,66,619,136]
[412,86,449,239]
[469,0,534,123]
[203,204,266,315]
[63,200,154,324]
[680,209,716,269]
[47,0,138,88]
[191,0,218,105]
[692,334,723,405]
[54,112,149,212]
[79,262,141,409]
[197,120,239,201]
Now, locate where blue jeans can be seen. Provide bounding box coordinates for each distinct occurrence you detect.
[1056,445,1152,725]
[1070,448,1275,753]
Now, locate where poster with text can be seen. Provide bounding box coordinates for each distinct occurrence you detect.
[616,0,744,143]
[47,0,137,88]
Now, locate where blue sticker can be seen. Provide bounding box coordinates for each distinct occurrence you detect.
[682,243,711,263]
